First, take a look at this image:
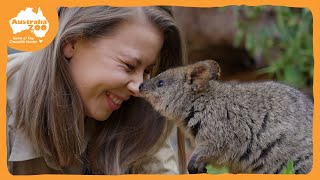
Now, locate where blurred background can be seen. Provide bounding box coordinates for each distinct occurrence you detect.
[168,5,313,174]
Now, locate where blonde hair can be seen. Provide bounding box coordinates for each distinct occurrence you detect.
[15,6,187,174]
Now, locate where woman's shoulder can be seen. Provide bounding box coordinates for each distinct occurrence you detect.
[6,52,29,118]
[6,52,41,165]
[6,52,32,105]
[7,52,32,79]
[7,129,42,162]
[8,157,63,175]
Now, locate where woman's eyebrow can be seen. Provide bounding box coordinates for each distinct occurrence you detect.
[129,56,156,68]
[147,63,156,68]
[121,54,155,68]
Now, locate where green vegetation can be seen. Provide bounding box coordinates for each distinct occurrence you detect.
[206,165,229,174]
[233,6,313,92]
[206,160,294,174]
[281,160,294,174]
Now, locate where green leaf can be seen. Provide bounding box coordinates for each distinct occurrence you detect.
[281,160,294,174]
[283,65,305,88]
[206,165,229,174]
[234,30,244,47]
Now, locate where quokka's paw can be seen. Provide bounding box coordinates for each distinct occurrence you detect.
[188,153,207,174]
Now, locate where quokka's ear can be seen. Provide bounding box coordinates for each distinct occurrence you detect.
[186,60,221,92]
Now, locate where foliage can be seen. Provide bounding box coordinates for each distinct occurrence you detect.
[281,160,294,174]
[233,6,313,91]
[206,160,294,174]
[206,165,229,174]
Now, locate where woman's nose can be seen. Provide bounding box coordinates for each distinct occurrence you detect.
[127,73,143,97]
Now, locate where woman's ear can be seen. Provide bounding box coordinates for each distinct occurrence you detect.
[62,41,75,59]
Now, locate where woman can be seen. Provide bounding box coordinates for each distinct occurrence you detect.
[6,6,187,174]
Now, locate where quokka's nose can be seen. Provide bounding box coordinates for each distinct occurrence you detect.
[139,83,145,92]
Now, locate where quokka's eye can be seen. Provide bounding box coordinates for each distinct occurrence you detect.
[157,80,165,87]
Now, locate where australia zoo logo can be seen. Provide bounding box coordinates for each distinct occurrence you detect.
[9,7,49,44]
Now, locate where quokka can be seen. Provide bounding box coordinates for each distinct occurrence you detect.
[139,60,313,174]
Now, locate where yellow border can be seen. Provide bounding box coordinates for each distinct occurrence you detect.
[0,0,319,179]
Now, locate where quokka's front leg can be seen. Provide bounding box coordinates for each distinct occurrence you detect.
[187,150,208,174]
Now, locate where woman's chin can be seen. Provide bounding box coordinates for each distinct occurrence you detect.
[87,110,112,121]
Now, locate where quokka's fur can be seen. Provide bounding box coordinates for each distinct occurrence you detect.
[139,60,313,174]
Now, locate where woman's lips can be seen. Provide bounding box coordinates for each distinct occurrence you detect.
[105,91,124,111]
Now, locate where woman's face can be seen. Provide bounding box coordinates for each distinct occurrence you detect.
[63,15,164,121]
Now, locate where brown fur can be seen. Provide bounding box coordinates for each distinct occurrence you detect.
[140,60,313,174]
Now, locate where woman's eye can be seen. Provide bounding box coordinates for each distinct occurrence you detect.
[143,67,154,80]
[125,63,135,71]
[157,80,165,87]
[143,69,150,78]
[144,69,150,75]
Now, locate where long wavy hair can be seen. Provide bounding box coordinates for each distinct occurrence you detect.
[14,6,187,174]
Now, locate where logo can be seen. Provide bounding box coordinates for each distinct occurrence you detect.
[9,7,49,44]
